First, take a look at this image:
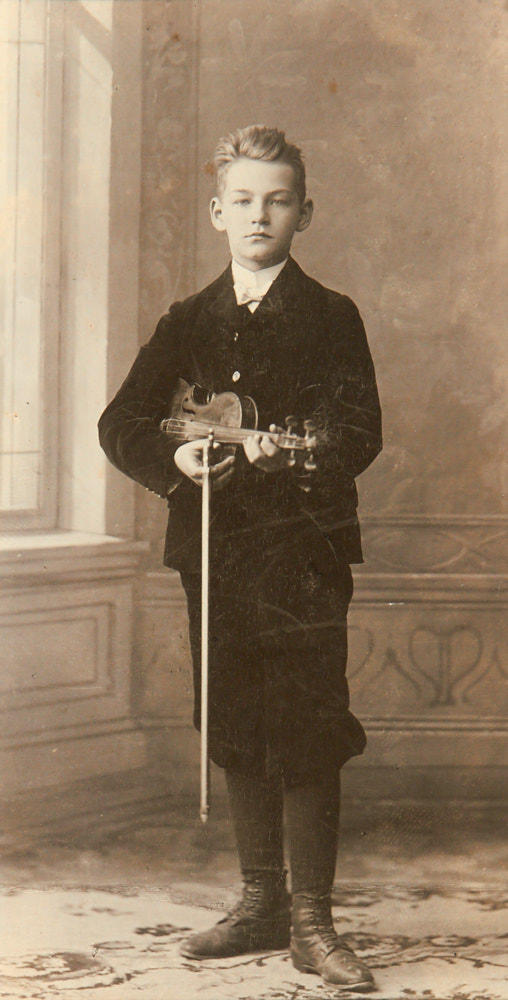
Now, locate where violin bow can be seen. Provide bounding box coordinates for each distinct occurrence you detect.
[200,429,214,823]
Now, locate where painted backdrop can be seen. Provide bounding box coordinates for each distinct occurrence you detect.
[135,0,507,805]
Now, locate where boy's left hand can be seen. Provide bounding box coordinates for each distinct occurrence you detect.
[242,425,291,473]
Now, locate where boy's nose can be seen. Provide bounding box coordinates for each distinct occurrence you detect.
[251,200,269,224]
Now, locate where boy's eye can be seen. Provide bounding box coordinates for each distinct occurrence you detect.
[271,198,288,206]
[234,198,250,205]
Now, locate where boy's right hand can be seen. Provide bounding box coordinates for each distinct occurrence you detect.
[174,440,235,490]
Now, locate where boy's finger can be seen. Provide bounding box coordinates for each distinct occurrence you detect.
[210,455,235,476]
[242,436,264,463]
[260,435,280,457]
[213,467,235,488]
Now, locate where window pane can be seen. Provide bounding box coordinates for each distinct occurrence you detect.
[0,0,47,512]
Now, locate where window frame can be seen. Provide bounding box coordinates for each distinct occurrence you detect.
[0,0,62,530]
[1,0,142,543]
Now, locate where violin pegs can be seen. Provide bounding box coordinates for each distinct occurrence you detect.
[285,414,297,436]
[297,475,312,493]
[288,448,296,468]
[303,419,317,473]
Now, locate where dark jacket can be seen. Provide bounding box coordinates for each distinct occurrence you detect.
[98,257,382,572]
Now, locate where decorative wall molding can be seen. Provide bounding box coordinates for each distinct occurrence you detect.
[139,0,200,324]
[0,601,113,710]
[0,574,132,741]
[359,515,508,574]
[347,601,507,727]
[136,1,202,570]
[136,569,507,770]
[134,570,193,723]
[3,716,142,752]
[353,570,506,603]
[0,533,147,586]
[0,536,147,792]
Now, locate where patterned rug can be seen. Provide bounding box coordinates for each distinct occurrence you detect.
[0,884,506,999]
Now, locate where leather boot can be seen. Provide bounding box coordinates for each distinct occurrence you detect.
[290,892,375,991]
[180,871,290,959]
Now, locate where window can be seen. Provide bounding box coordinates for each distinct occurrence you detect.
[1,0,141,542]
[0,0,61,528]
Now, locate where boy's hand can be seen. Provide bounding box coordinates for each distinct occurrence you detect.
[243,425,291,473]
[174,440,235,490]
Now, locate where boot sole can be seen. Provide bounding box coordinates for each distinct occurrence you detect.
[180,941,289,960]
[291,954,375,992]
[180,929,290,960]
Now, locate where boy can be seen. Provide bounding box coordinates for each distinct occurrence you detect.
[99,125,382,990]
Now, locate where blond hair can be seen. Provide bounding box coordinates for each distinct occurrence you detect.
[213,125,306,203]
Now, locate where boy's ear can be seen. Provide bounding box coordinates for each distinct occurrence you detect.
[296,198,314,232]
[210,197,226,232]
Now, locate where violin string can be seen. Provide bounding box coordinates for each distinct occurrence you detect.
[161,418,308,450]
[163,418,301,444]
[165,419,268,440]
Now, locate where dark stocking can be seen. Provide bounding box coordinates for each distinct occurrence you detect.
[285,772,341,894]
[225,765,284,877]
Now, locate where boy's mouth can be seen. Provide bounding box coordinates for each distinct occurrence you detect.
[246,232,272,240]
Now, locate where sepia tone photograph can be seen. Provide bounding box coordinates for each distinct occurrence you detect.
[0,1,506,997]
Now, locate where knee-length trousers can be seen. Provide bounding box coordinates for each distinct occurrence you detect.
[180,527,366,786]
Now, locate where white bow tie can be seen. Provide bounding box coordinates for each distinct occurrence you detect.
[235,284,265,307]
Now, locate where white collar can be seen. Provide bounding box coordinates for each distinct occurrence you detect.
[231,257,288,295]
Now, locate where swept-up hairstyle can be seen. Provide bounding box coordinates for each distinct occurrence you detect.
[213,125,307,203]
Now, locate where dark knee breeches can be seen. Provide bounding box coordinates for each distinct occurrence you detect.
[180,532,366,785]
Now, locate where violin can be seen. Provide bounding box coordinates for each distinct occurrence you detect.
[160,378,318,491]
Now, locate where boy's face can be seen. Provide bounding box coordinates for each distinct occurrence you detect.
[210,157,313,271]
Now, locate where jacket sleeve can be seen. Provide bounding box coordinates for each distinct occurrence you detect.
[297,295,382,494]
[98,306,184,498]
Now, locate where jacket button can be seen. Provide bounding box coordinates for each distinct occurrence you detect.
[233,331,239,342]
[232,371,241,382]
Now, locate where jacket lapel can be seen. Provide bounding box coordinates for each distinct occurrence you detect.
[204,257,308,325]
[251,256,306,321]
[205,264,241,326]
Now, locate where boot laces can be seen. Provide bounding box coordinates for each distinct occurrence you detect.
[221,878,284,926]
[313,911,340,952]
[298,895,354,956]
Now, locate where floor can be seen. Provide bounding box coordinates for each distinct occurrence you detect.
[0,775,507,1000]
